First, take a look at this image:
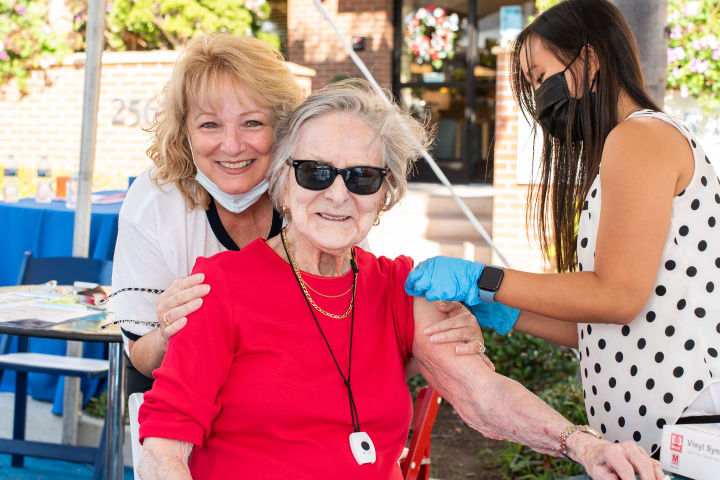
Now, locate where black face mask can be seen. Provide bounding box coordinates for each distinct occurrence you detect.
[534,53,597,142]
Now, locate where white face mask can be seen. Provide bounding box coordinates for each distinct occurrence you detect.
[188,137,269,214]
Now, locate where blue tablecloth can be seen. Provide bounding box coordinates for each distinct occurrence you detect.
[0,195,122,413]
[0,196,121,286]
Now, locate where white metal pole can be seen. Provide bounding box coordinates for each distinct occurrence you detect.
[63,0,107,446]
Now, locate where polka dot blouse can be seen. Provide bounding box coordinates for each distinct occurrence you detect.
[576,110,720,454]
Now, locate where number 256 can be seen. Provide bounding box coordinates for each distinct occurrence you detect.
[111,97,158,127]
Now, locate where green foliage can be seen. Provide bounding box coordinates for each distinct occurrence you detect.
[0,0,72,91]
[536,0,720,113]
[535,0,563,11]
[667,0,720,113]
[478,330,587,479]
[485,330,578,391]
[85,390,130,423]
[70,0,278,51]
[0,0,279,90]
[84,389,108,419]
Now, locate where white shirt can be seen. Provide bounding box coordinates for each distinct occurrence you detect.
[577,110,720,454]
[111,168,228,353]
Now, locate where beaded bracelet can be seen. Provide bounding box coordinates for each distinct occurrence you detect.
[560,424,601,463]
[96,287,166,330]
[97,287,165,305]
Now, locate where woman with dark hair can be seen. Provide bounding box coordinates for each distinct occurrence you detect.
[406,0,719,458]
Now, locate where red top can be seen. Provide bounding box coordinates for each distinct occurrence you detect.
[139,239,415,479]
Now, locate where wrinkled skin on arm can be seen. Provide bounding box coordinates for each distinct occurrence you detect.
[411,297,664,480]
[138,438,193,480]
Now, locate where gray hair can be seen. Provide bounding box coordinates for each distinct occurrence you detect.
[267,79,431,213]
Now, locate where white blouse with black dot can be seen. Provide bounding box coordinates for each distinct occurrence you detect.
[576,109,720,454]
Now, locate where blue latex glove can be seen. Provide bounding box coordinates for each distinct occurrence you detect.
[405,256,485,306]
[463,301,520,336]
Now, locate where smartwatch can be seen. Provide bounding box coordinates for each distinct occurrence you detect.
[477,266,505,303]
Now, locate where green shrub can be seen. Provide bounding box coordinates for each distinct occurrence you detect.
[479,331,587,479]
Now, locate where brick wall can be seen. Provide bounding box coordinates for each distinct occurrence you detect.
[287,0,394,90]
[0,50,314,195]
[491,51,550,273]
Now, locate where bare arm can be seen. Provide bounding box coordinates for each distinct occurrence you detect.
[138,438,193,480]
[513,310,579,348]
[129,330,168,378]
[412,296,663,479]
[496,118,692,325]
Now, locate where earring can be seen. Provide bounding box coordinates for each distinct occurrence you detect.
[281,204,290,215]
[373,214,380,226]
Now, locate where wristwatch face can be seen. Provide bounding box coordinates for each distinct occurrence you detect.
[478,267,504,292]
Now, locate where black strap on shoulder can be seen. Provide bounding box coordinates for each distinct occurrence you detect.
[268,207,283,239]
[205,197,283,249]
[206,197,240,251]
[120,327,142,342]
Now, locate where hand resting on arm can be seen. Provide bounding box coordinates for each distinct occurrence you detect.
[129,274,210,377]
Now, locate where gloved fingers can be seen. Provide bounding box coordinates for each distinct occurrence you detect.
[434,300,463,315]
[404,262,433,296]
[424,284,463,303]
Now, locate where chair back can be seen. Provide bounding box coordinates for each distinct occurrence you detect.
[16,251,113,286]
[129,392,144,480]
[401,386,442,480]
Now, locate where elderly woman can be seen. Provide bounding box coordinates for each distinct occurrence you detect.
[138,80,662,479]
[112,35,483,396]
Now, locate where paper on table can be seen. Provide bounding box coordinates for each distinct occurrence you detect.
[0,301,92,324]
[0,292,38,306]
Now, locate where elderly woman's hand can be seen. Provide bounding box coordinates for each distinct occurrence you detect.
[157,274,210,343]
[568,434,665,480]
[424,301,494,369]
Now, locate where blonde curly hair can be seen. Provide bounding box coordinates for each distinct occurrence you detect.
[147,34,303,210]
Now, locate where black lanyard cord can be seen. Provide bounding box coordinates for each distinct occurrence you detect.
[280,231,361,432]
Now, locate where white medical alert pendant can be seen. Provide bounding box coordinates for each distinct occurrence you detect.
[349,431,376,465]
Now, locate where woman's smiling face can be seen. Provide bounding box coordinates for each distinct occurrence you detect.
[284,111,385,254]
[186,75,274,195]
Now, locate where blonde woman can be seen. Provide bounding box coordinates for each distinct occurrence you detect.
[111,34,303,395]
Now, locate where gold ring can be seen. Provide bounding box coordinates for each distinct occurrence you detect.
[162,312,171,327]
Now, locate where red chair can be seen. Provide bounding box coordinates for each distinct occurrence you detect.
[401,386,442,480]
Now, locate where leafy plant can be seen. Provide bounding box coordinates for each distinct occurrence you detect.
[0,0,280,91]
[475,330,587,479]
[69,0,279,51]
[666,0,720,113]
[0,0,72,91]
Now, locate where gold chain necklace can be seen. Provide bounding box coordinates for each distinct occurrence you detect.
[304,282,353,299]
[281,229,357,319]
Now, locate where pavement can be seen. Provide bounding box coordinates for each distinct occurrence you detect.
[0,392,133,479]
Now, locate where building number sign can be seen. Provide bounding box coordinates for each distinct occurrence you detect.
[111,96,159,127]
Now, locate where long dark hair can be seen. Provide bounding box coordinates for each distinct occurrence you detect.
[509,0,660,272]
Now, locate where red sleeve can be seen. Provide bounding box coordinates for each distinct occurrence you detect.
[139,253,238,446]
[389,255,415,362]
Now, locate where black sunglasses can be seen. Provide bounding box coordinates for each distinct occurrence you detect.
[287,160,387,195]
